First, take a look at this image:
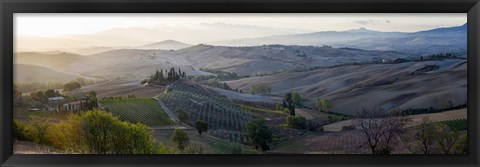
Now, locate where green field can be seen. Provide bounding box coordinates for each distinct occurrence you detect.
[99,98,175,127]
[159,85,255,142]
[14,109,68,122]
[440,119,467,131]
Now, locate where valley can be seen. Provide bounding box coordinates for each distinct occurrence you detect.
[13,23,468,154]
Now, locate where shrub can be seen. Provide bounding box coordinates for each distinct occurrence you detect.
[13,119,34,142]
[153,141,175,154]
[47,115,87,153]
[307,120,323,132]
[342,125,356,131]
[47,109,158,154]
[327,115,340,123]
[286,115,307,129]
[29,116,50,144]
[250,84,271,95]
[184,142,204,154]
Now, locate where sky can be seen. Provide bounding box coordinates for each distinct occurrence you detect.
[15,13,466,50]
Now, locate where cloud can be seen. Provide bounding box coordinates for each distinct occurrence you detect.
[355,19,391,25]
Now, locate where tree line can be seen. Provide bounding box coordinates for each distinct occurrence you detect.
[142,67,187,86]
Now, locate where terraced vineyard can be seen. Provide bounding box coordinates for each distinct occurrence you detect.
[440,119,467,131]
[99,98,175,127]
[158,80,253,143]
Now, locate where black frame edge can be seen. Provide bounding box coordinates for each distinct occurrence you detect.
[1,0,479,167]
[467,2,480,166]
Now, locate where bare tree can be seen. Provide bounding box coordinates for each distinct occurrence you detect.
[436,124,459,154]
[379,109,411,154]
[414,116,437,154]
[354,107,410,154]
[354,107,388,154]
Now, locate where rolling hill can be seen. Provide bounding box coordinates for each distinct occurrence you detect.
[166,44,411,75]
[225,59,467,115]
[17,44,411,79]
[14,51,107,75]
[14,64,78,83]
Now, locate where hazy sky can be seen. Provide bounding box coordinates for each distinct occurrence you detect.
[15,13,466,50]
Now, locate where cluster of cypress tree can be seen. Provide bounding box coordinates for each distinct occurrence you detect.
[142,67,187,86]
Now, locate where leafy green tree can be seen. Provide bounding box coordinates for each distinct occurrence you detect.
[78,109,118,154]
[88,91,97,98]
[63,81,81,92]
[315,98,331,112]
[195,120,208,136]
[45,89,56,98]
[291,91,302,106]
[171,128,190,152]
[283,93,295,116]
[33,91,46,103]
[176,108,188,124]
[244,119,272,151]
[276,104,282,111]
[110,122,154,154]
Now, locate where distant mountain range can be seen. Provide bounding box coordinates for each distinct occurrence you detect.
[17,23,466,57]
[135,40,192,50]
[210,23,467,56]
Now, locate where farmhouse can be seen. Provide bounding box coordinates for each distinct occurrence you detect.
[47,96,65,111]
[48,96,65,102]
[63,100,87,112]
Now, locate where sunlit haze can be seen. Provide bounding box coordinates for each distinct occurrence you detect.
[15,13,466,50]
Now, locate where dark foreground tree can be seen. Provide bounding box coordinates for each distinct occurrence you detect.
[195,120,208,136]
[244,119,272,151]
[353,107,410,154]
[171,128,190,152]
